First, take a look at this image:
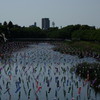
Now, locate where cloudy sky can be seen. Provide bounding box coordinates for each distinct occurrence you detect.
[0,0,100,28]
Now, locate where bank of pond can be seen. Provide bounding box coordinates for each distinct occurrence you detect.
[53,41,100,61]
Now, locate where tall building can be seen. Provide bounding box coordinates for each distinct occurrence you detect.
[42,18,50,30]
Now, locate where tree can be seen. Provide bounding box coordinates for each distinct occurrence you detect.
[3,21,7,26]
[8,21,13,29]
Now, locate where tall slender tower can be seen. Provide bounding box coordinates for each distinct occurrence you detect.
[34,22,37,27]
[52,21,55,27]
[42,18,50,30]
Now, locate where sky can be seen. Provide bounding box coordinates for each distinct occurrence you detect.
[0,0,100,28]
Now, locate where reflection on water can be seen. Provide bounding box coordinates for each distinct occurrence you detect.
[0,43,100,100]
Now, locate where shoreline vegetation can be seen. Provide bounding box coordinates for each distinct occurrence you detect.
[71,62,100,92]
[53,41,100,61]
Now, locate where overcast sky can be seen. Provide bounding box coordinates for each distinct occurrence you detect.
[0,0,100,28]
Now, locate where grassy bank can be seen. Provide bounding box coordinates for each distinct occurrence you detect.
[64,41,100,54]
[53,41,100,60]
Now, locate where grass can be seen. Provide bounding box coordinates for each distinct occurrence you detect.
[53,41,100,60]
[63,41,100,54]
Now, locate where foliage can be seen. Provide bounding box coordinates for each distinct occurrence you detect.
[72,62,100,91]
[0,21,100,41]
[72,29,100,41]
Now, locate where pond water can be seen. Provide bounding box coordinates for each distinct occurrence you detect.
[0,42,100,100]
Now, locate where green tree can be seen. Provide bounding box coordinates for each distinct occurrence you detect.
[8,21,13,29]
[3,21,7,26]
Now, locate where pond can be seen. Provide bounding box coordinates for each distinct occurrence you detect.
[0,42,100,100]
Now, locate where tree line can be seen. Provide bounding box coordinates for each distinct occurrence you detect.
[0,21,100,41]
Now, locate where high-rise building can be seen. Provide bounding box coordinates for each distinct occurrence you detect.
[42,18,50,30]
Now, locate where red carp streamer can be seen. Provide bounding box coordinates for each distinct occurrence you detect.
[36,86,42,93]
[78,86,81,95]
